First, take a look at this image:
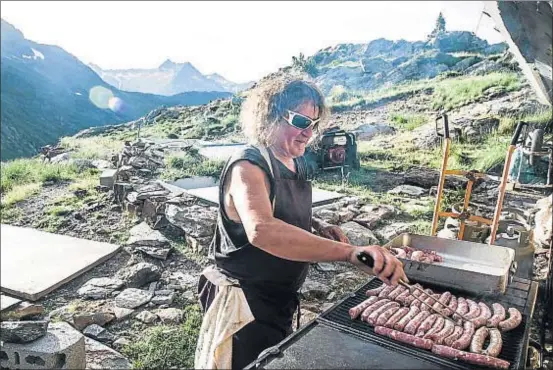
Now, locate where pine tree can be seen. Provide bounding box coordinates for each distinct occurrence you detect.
[428,12,446,40]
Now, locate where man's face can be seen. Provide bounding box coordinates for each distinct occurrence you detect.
[275,101,319,158]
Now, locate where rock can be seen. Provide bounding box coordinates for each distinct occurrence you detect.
[126,191,139,204]
[112,337,131,348]
[91,159,113,169]
[134,245,172,260]
[136,310,158,324]
[338,210,356,223]
[164,271,198,288]
[354,204,395,228]
[375,223,412,242]
[50,152,71,163]
[353,123,395,141]
[388,185,427,197]
[404,167,466,189]
[300,278,331,300]
[151,290,175,305]
[126,222,170,248]
[165,204,217,238]
[116,262,161,288]
[0,320,49,343]
[185,235,212,254]
[85,337,132,370]
[313,209,340,224]
[156,308,183,325]
[533,196,552,248]
[83,324,116,344]
[1,302,44,321]
[181,291,196,302]
[73,312,115,331]
[78,277,125,299]
[110,204,122,212]
[340,221,379,245]
[112,307,134,321]
[115,288,153,309]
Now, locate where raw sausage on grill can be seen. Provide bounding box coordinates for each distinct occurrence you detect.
[366,284,386,297]
[367,301,400,326]
[465,299,481,320]
[498,307,522,332]
[472,302,493,328]
[446,295,457,316]
[427,318,455,345]
[470,326,489,354]
[394,306,421,331]
[375,326,434,350]
[404,311,432,335]
[378,285,397,298]
[384,307,409,328]
[483,328,503,357]
[443,325,464,347]
[416,314,438,337]
[487,303,506,328]
[387,285,408,300]
[376,305,401,326]
[432,292,452,315]
[421,292,440,312]
[349,297,380,319]
[423,316,445,338]
[431,344,510,369]
[361,299,390,321]
[403,284,424,306]
[451,321,475,350]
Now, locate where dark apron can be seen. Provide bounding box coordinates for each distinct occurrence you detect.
[198,146,312,369]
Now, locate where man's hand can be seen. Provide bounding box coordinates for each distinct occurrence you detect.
[319,225,350,243]
[349,245,408,286]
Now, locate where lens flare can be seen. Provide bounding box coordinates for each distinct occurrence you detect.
[89,86,114,109]
[108,97,124,112]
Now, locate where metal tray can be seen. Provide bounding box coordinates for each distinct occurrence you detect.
[384,233,516,295]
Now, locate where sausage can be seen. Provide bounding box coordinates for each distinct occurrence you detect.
[443,325,464,347]
[470,326,489,354]
[361,299,390,321]
[378,285,397,298]
[349,297,380,319]
[394,306,421,331]
[375,326,434,350]
[421,292,440,312]
[376,305,401,326]
[395,289,411,305]
[424,316,445,339]
[387,285,408,300]
[472,302,493,328]
[403,284,425,306]
[483,328,503,357]
[446,296,457,316]
[451,321,475,350]
[366,284,386,297]
[431,344,510,369]
[498,307,522,332]
[404,311,432,335]
[432,292,452,315]
[456,297,469,315]
[367,301,400,326]
[384,307,409,328]
[487,303,506,328]
[465,299,481,320]
[427,318,455,344]
[410,250,424,261]
[416,314,438,337]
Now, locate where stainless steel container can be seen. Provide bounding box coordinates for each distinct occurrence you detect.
[384,233,516,295]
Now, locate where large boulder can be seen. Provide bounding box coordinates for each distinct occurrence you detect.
[116,262,161,289]
[340,221,379,245]
[165,204,217,238]
[0,320,49,343]
[430,31,488,53]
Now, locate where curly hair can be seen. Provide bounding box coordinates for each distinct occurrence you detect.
[240,76,330,147]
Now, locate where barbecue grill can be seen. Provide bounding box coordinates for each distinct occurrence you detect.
[245,276,538,370]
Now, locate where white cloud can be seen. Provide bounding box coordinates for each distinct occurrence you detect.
[1,1,504,83]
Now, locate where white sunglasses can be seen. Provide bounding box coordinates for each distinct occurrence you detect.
[283,110,320,131]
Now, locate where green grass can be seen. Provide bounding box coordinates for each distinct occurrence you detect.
[60,136,124,160]
[1,158,79,193]
[498,109,553,134]
[388,112,428,131]
[123,305,202,369]
[431,72,521,111]
[161,151,225,181]
[0,182,41,208]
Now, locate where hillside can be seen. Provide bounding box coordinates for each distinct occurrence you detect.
[91,60,254,95]
[0,19,231,160]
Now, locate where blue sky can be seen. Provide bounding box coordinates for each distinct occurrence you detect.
[1,1,504,83]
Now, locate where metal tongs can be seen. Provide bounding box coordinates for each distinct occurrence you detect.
[356,251,471,325]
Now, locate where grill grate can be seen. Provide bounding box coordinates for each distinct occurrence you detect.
[319,277,537,370]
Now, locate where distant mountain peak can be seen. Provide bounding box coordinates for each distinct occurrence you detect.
[1,18,25,41]
[159,59,180,70]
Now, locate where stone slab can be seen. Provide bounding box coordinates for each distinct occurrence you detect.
[184,186,343,207]
[1,294,21,311]
[197,143,247,161]
[1,224,120,301]
[100,169,118,188]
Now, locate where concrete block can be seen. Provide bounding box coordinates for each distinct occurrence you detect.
[0,322,85,369]
[99,169,118,189]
